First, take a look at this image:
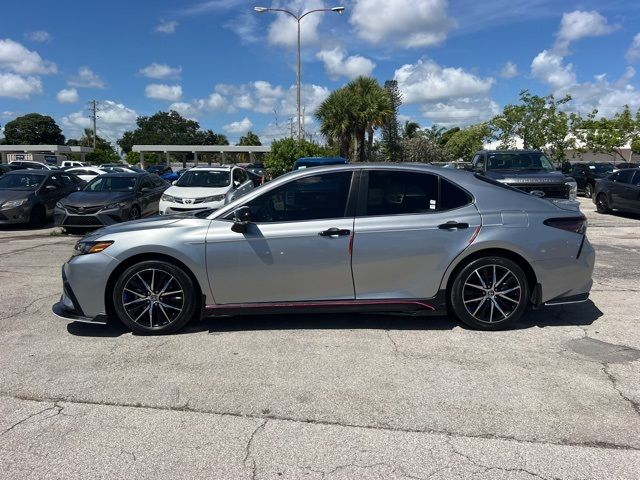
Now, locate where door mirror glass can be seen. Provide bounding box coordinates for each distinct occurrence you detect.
[231,206,252,233]
[45,184,58,191]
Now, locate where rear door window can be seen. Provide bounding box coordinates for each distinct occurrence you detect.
[364,171,439,216]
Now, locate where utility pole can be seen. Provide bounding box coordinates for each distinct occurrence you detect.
[90,100,98,148]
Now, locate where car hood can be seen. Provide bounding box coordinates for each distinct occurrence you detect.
[61,191,134,207]
[0,190,33,203]
[83,216,190,241]
[485,170,566,184]
[165,185,230,198]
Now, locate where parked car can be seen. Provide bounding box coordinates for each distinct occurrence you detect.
[8,160,53,170]
[613,162,639,172]
[159,166,253,215]
[593,168,640,215]
[61,160,86,168]
[52,164,594,335]
[66,166,108,182]
[569,163,614,198]
[293,157,348,170]
[54,172,168,232]
[0,170,84,225]
[470,150,576,200]
[0,164,26,176]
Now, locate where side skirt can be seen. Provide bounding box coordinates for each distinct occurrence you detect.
[204,291,448,317]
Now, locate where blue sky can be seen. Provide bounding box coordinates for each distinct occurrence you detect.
[1,0,640,147]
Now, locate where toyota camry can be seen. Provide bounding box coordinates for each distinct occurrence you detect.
[52,164,594,334]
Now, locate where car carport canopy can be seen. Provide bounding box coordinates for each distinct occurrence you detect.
[132,145,271,167]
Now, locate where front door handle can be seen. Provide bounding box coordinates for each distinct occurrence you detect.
[319,227,351,237]
[438,221,469,230]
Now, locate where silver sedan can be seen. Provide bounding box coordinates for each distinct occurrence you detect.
[53,164,594,334]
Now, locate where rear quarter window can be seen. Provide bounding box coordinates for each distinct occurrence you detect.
[440,178,472,210]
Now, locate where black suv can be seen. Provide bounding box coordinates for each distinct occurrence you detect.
[470,150,575,200]
[569,163,614,198]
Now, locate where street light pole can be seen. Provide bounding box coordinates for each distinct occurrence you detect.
[255,6,345,140]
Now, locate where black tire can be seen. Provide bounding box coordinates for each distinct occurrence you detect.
[596,193,611,214]
[29,204,46,225]
[585,183,594,199]
[112,260,198,335]
[450,256,530,330]
[128,205,141,221]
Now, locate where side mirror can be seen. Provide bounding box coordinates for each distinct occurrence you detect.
[140,187,151,193]
[45,185,58,191]
[231,206,252,233]
[172,180,177,185]
[463,164,474,172]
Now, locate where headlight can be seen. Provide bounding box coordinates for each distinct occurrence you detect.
[161,194,176,202]
[0,198,27,209]
[565,179,577,200]
[102,202,127,210]
[73,240,114,256]
[203,194,225,202]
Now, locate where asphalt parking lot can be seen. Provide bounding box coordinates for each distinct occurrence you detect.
[1,198,639,479]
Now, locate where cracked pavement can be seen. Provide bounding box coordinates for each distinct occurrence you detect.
[0,198,639,479]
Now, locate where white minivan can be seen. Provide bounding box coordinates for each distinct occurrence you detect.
[159,166,254,215]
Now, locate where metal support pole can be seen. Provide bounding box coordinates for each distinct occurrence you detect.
[182,154,187,169]
[296,18,301,140]
[0,152,7,165]
[139,152,145,169]
[165,152,170,166]
[193,151,198,166]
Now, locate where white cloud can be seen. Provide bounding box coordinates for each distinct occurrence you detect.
[316,47,375,80]
[421,97,500,127]
[394,59,494,104]
[145,84,182,101]
[155,20,178,34]
[0,38,57,74]
[223,117,253,134]
[139,63,182,79]
[68,67,105,88]
[626,33,640,63]
[499,61,518,78]
[57,88,79,103]
[266,0,324,48]
[0,73,42,99]
[225,11,260,44]
[555,10,620,54]
[530,50,576,90]
[61,100,137,140]
[350,0,454,48]
[25,30,52,43]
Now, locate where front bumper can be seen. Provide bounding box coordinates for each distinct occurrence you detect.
[54,205,129,228]
[0,204,31,224]
[159,200,224,215]
[52,267,108,324]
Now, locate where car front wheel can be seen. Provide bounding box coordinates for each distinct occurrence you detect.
[113,260,198,334]
[596,193,611,213]
[450,256,530,330]
[585,183,594,198]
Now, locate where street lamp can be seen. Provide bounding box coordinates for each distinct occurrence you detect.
[254,5,345,140]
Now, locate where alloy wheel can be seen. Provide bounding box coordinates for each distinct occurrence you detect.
[129,207,141,221]
[462,264,521,324]
[121,268,184,328]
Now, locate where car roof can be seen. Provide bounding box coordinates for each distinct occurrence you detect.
[190,165,234,171]
[478,150,544,154]
[98,172,146,178]
[4,169,54,176]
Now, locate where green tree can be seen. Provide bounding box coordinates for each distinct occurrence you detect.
[264,138,335,177]
[4,113,65,145]
[631,137,640,155]
[380,80,403,161]
[579,106,636,163]
[402,120,420,139]
[237,130,262,163]
[439,127,460,147]
[444,123,491,161]
[316,88,358,159]
[117,110,202,153]
[400,136,451,163]
[196,129,229,145]
[422,125,446,143]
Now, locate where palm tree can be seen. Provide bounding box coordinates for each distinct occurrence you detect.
[423,125,446,143]
[402,120,420,139]
[316,88,357,159]
[346,76,393,162]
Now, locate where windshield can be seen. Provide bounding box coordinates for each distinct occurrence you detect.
[0,173,46,190]
[486,152,555,171]
[588,164,614,174]
[147,165,168,173]
[84,176,137,192]
[175,170,230,188]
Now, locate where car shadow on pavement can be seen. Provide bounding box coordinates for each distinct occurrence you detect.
[65,300,603,337]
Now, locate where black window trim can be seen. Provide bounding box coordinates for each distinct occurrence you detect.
[356,168,474,218]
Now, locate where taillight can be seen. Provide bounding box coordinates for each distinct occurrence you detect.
[544,216,587,235]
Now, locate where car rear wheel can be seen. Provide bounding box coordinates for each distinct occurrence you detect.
[128,206,141,221]
[596,193,611,213]
[450,256,529,330]
[585,183,594,199]
[113,260,198,334]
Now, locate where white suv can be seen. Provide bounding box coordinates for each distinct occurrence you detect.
[159,166,254,215]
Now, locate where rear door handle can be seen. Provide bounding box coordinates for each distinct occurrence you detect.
[319,227,351,237]
[438,221,469,230]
